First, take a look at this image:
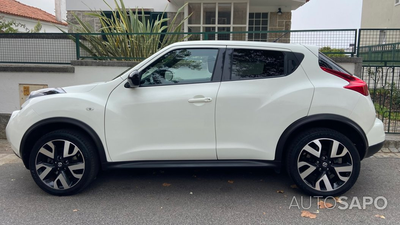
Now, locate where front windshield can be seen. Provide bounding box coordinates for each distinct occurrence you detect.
[112,68,133,80]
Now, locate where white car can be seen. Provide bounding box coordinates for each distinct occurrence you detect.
[6,41,385,196]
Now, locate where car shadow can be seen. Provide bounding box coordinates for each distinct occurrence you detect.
[85,167,302,196]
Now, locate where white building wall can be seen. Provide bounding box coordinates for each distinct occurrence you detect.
[361,0,400,28]
[66,0,179,12]
[0,66,129,113]
[0,13,68,33]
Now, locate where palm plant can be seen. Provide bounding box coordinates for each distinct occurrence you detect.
[65,0,191,61]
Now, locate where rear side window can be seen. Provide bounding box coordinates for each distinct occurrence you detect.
[231,49,304,80]
[319,52,351,75]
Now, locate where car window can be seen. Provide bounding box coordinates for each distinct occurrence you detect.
[319,52,351,75]
[230,49,304,81]
[231,49,285,80]
[140,48,219,86]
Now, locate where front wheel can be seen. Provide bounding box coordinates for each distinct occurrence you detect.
[286,128,360,196]
[29,129,99,195]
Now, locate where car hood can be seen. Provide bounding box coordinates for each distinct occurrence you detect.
[62,82,103,93]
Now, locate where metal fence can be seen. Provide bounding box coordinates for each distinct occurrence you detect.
[0,33,75,64]
[360,66,400,133]
[358,29,400,133]
[0,29,357,64]
[358,29,400,67]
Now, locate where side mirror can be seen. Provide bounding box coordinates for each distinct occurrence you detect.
[124,71,141,88]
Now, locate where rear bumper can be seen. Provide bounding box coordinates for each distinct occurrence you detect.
[366,117,385,143]
[365,141,384,158]
[364,118,385,158]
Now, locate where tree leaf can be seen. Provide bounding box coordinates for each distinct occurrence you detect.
[318,201,333,209]
[334,197,342,203]
[228,180,234,184]
[301,211,317,219]
[162,183,171,187]
[375,215,385,219]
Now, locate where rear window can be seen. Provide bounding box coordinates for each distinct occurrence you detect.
[231,49,304,80]
[318,52,351,75]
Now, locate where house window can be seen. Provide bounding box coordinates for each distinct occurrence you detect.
[187,2,248,41]
[102,11,164,29]
[248,13,269,41]
[379,30,386,44]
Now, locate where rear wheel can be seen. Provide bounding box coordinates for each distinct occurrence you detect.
[29,129,99,195]
[286,128,360,196]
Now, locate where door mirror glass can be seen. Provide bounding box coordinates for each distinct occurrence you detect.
[124,70,141,88]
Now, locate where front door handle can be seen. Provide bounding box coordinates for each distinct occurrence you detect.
[188,97,212,103]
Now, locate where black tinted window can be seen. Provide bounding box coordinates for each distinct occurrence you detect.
[319,52,351,75]
[232,49,285,80]
[230,49,303,80]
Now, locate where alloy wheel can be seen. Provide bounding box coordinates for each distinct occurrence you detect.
[34,139,85,190]
[297,138,353,192]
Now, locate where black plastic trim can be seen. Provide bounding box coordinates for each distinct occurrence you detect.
[275,114,369,162]
[20,117,108,169]
[104,160,280,170]
[222,48,233,81]
[211,47,225,82]
[366,141,384,158]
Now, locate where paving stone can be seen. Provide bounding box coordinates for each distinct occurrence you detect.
[381,148,390,153]
[389,147,399,153]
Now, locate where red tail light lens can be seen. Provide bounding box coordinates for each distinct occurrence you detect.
[321,67,369,96]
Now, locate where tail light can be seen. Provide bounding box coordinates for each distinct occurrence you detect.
[321,67,369,96]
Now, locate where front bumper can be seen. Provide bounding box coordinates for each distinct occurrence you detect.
[6,110,22,157]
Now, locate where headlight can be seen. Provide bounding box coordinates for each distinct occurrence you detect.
[28,87,66,99]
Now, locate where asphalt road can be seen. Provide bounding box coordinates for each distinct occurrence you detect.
[0,156,399,225]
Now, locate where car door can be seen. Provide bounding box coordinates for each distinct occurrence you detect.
[215,47,314,160]
[105,47,225,162]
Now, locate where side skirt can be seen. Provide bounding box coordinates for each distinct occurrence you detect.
[103,160,281,170]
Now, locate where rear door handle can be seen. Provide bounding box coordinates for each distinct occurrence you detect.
[188,97,212,103]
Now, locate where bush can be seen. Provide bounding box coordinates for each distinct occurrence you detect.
[65,0,191,61]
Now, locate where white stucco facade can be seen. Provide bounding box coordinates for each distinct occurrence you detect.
[0,13,68,33]
[66,0,180,12]
[0,66,129,113]
[66,0,307,13]
[361,0,400,28]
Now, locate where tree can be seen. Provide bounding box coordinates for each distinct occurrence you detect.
[0,16,29,33]
[31,21,43,33]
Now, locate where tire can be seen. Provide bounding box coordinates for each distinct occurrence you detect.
[286,128,360,196]
[29,129,99,196]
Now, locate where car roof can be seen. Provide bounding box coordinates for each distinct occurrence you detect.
[169,40,302,48]
[166,41,317,53]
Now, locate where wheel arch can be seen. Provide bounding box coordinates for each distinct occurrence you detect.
[20,117,107,169]
[275,114,369,164]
